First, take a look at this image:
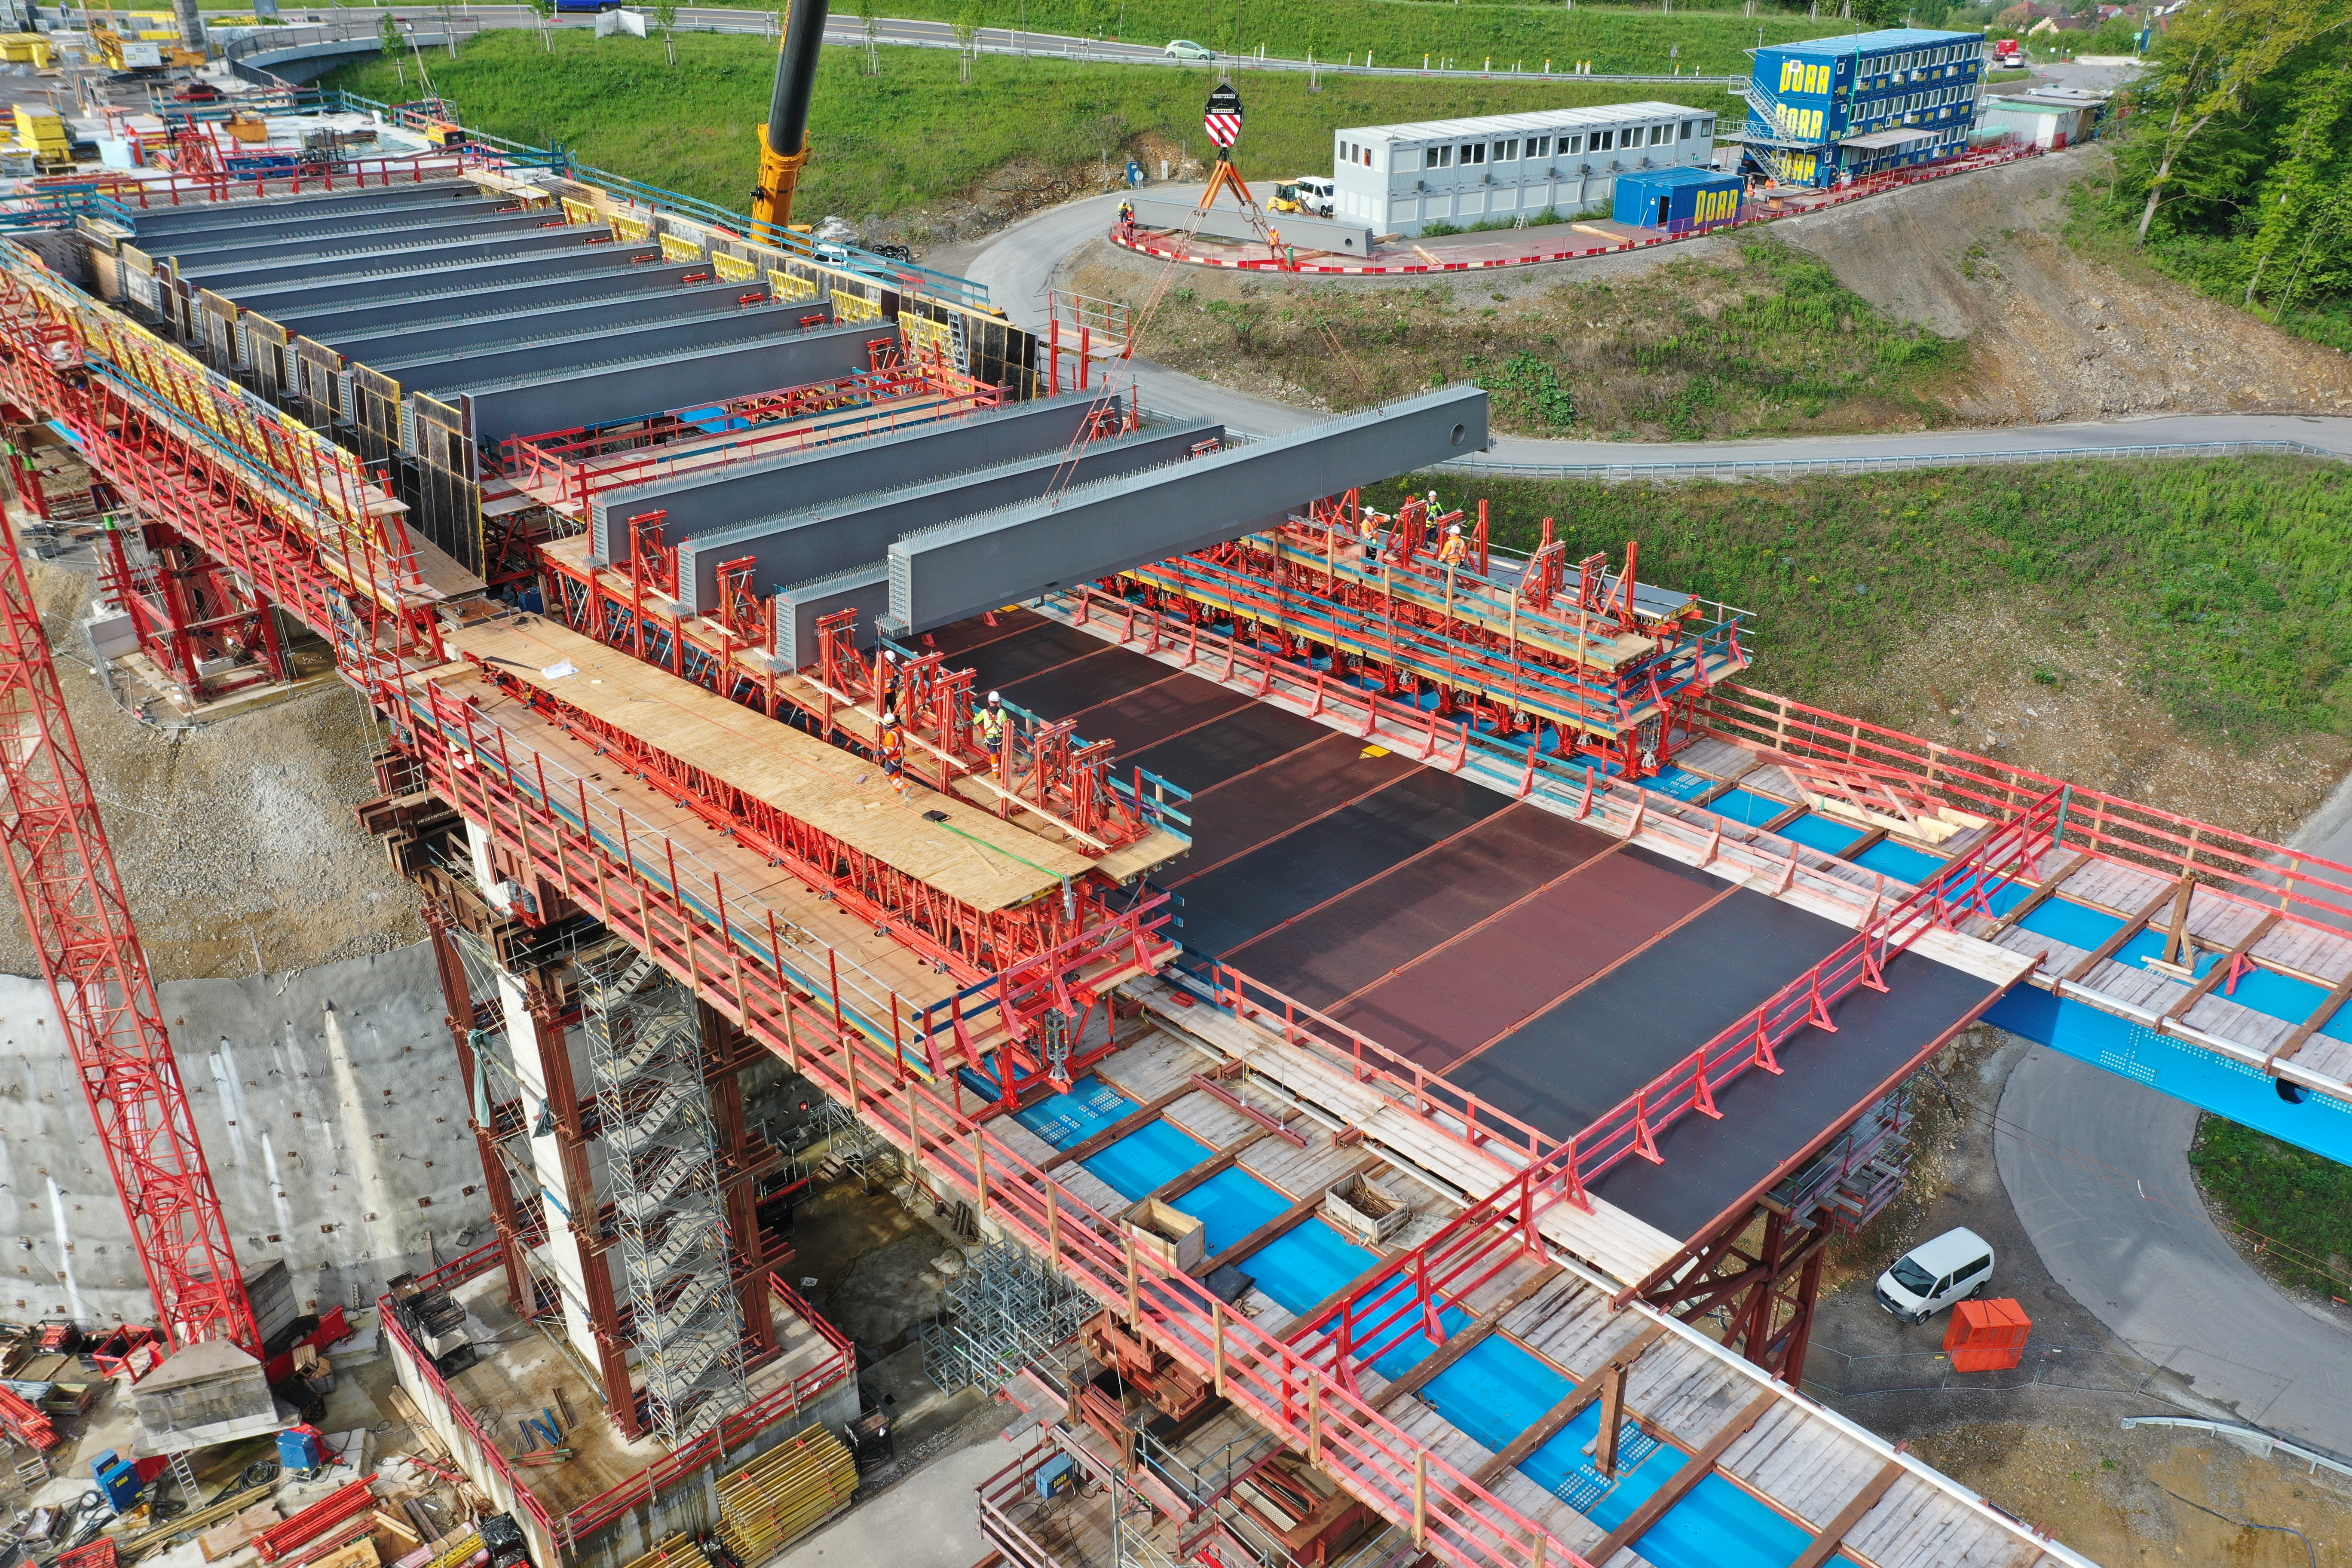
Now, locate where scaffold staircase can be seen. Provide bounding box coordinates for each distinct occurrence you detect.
[579,942,748,1447]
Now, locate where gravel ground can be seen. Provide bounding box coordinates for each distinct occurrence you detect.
[0,554,424,982]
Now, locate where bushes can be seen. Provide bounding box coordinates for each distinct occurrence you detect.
[2190,1116,2352,1298]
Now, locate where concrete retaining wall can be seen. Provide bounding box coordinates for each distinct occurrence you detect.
[0,942,492,1327]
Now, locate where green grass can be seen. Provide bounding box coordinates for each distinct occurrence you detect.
[692,0,1851,77]
[1359,457,2352,741]
[1132,238,1960,442]
[320,33,1746,220]
[2189,1116,2352,1297]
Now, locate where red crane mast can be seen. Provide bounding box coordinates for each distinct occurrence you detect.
[0,504,260,1356]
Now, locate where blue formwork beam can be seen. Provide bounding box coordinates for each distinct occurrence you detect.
[1987,986,2352,1164]
[672,418,1224,614]
[885,387,1491,634]
[588,391,1123,566]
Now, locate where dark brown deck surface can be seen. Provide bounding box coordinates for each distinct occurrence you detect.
[946,612,2001,1246]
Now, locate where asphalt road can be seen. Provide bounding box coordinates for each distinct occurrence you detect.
[962,190,2352,469]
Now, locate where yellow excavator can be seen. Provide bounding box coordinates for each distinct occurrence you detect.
[750,0,830,238]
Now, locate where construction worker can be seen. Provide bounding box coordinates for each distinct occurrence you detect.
[1117,197,1136,228]
[878,647,902,710]
[1357,508,1382,550]
[876,707,907,796]
[974,690,1006,757]
[1438,523,1467,568]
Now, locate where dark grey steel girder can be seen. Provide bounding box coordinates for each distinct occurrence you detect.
[264,261,716,343]
[885,387,1490,634]
[459,313,883,443]
[589,391,1120,565]
[227,245,665,318]
[130,195,519,253]
[385,300,812,392]
[182,223,612,291]
[772,563,890,669]
[672,417,1222,614]
[319,279,773,368]
[154,207,558,270]
[122,179,481,238]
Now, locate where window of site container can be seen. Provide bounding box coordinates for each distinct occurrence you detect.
[1526,135,1550,157]
[1462,142,1486,164]
[1431,144,1452,168]
[1564,134,1583,154]
[1591,129,1613,150]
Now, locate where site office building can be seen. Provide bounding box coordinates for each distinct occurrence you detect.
[1741,27,1986,188]
[1329,101,1718,238]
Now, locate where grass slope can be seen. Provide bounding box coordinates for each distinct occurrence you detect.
[678,0,1846,77]
[322,33,1746,221]
[1131,238,1960,441]
[1363,456,2352,741]
[2190,1117,2352,1297]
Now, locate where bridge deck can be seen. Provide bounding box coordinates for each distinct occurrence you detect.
[946,610,2002,1251]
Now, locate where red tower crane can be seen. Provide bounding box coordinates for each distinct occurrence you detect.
[0,490,260,1357]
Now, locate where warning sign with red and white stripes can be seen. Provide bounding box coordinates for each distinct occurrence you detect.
[1204,83,1243,147]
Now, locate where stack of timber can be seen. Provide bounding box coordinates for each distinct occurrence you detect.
[713,1426,859,1561]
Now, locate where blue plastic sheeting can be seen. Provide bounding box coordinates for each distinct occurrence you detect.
[1521,1404,1813,1568]
[1853,839,1948,886]
[1642,767,1720,803]
[1013,1076,1136,1149]
[1244,1218,1386,1318]
[1708,787,1797,827]
[1988,986,2352,1164]
[2017,896,2123,952]
[1085,1121,1213,1200]
[1776,813,1868,855]
[2207,963,2342,1032]
[1419,1337,1572,1453]
[1170,1167,1293,1254]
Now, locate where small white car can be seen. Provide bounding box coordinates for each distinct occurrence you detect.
[1165,38,1217,61]
[1874,1226,1994,1324]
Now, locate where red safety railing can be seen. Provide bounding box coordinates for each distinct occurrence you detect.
[94,156,478,209]
[499,373,998,517]
[1207,962,1558,1169]
[383,1257,855,1549]
[1708,684,2352,925]
[1308,788,2061,1387]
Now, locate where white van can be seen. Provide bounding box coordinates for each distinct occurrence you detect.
[1874,1227,1994,1324]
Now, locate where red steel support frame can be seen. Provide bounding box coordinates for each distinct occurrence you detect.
[0,473,261,1356]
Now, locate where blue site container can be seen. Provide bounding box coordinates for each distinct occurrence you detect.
[1611,166,1744,231]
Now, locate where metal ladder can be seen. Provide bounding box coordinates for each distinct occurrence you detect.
[168,1448,199,1504]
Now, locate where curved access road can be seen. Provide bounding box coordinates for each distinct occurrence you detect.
[960,190,2352,471]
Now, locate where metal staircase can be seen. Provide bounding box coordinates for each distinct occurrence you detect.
[579,942,747,1448]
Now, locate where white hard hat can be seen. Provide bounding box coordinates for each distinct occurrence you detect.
[1427,490,1439,499]
[1449,524,1462,536]
[987,690,1001,703]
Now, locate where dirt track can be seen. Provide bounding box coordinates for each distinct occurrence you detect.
[1770,149,2352,423]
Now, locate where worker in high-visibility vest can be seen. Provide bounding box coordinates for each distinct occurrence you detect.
[974,690,1005,757]
[1437,523,1467,568]
[878,648,902,710]
[877,707,907,796]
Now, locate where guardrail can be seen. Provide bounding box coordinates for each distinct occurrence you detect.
[383,1252,857,1548]
[1442,438,2344,482]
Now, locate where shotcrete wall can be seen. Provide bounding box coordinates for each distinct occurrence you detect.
[0,942,493,1327]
